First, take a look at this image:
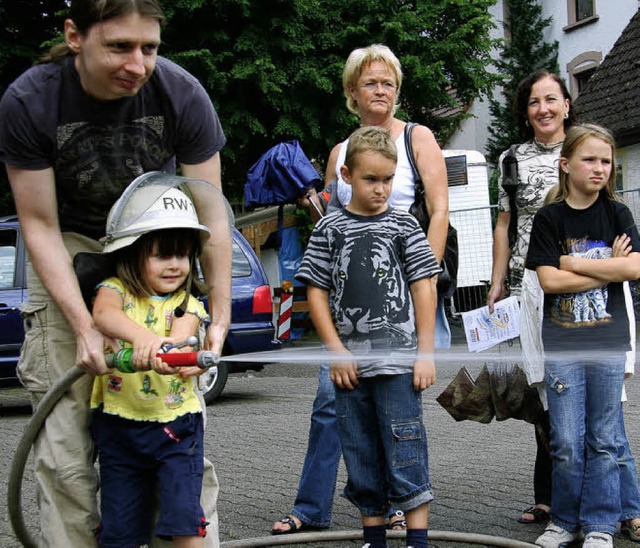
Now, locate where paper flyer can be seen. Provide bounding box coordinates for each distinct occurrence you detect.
[461,295,520,352]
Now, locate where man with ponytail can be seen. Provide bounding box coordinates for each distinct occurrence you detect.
[0,1,230,546]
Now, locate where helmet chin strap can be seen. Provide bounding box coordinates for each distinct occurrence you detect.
[174,275,192,318]
[174,252,201,319]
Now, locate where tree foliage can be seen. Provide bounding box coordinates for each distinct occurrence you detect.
[159,0,500,201]
[485,0,558,167]
[0,0,500,207]
[0,1,67,96]
[0,1,67,214]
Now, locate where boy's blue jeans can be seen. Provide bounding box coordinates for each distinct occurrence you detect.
[545,356,625,535]
[290,299,449,527]
[335,373,434,515]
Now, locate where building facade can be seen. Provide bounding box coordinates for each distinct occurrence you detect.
[447,1,639,162]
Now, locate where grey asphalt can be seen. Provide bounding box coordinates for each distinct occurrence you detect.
[1,328,640,547]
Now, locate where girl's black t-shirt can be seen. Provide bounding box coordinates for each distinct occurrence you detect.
[0,56,225,239]
[526,195,639,353]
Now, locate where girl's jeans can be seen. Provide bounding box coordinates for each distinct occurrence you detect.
[546,356,625,535]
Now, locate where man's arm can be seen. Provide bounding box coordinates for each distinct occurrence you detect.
[7,165,108,374]
[181,153,232,357]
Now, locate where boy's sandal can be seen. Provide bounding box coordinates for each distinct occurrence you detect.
[387,510,407,530]
[517,506,550,524]
[622,520,640,542]
[272,516,302,535]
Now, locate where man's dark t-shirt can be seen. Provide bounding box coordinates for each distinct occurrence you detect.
[0,56,225,239]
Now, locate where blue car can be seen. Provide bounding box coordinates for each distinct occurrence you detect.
[0,216,280,404]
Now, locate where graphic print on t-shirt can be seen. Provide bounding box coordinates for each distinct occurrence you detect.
[55,117,173,237]
[332,230,415,353]
[551,237,612,327]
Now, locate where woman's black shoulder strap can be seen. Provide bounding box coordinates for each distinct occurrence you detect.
[502,144,520,248]
[404,122,422,187]
[501,144,519,195]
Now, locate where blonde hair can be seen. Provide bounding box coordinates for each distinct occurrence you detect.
[544,184,560,205]
[342,44,403,115]
[552,123,619,203]
[344,126,397,170]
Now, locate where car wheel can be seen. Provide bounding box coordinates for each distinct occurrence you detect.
[202,362,229,405]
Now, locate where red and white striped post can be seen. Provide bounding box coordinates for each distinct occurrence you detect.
[277,280,294,341]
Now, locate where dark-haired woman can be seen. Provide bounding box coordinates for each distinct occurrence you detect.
[488,71,640,540]
[487,69,574,526]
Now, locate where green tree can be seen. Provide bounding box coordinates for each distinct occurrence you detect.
[485,0,558,171]
[0,0,500,209]
[159,0,500,202]
[0,1,67,215]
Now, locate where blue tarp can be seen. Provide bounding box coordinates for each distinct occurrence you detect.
[279,226,304,287]
[244,140,321,207]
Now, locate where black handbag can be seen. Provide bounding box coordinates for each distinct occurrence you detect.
[405,122,459,299]
[501,144,519,248]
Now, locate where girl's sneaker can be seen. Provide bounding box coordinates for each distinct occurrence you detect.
[535,523,580,547]
[582,532,613,547]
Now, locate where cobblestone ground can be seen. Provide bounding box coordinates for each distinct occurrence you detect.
[1,339,640,547]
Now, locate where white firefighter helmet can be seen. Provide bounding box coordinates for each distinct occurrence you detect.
[101,173,215,254]
[73,172,233,314]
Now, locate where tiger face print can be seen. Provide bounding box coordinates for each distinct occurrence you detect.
[331,232,414,352]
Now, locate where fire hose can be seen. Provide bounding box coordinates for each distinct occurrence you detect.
[8,345,537,547]
[8,342,218,548]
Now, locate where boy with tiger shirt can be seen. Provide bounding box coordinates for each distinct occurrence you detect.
[296,126,441,548]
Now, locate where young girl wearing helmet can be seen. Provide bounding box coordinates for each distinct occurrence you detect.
[90,184,212,547]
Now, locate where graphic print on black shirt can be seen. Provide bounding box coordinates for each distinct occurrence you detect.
[550,237,612,327]
[525,196,639,353]
[54,59,175,238]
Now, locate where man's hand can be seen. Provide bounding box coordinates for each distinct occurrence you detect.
[75,326,109,375]
[178,365,207,378]
[205,323,227,357]
[413,358,436,391]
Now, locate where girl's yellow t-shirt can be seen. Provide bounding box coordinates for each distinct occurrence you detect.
[90,277,209,422]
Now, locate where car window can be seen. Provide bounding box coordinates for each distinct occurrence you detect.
[0,230,18,289]
[195,239,252,281]
[232,240,252,277]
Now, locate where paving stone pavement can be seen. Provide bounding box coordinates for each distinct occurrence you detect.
[1,334,640,547]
